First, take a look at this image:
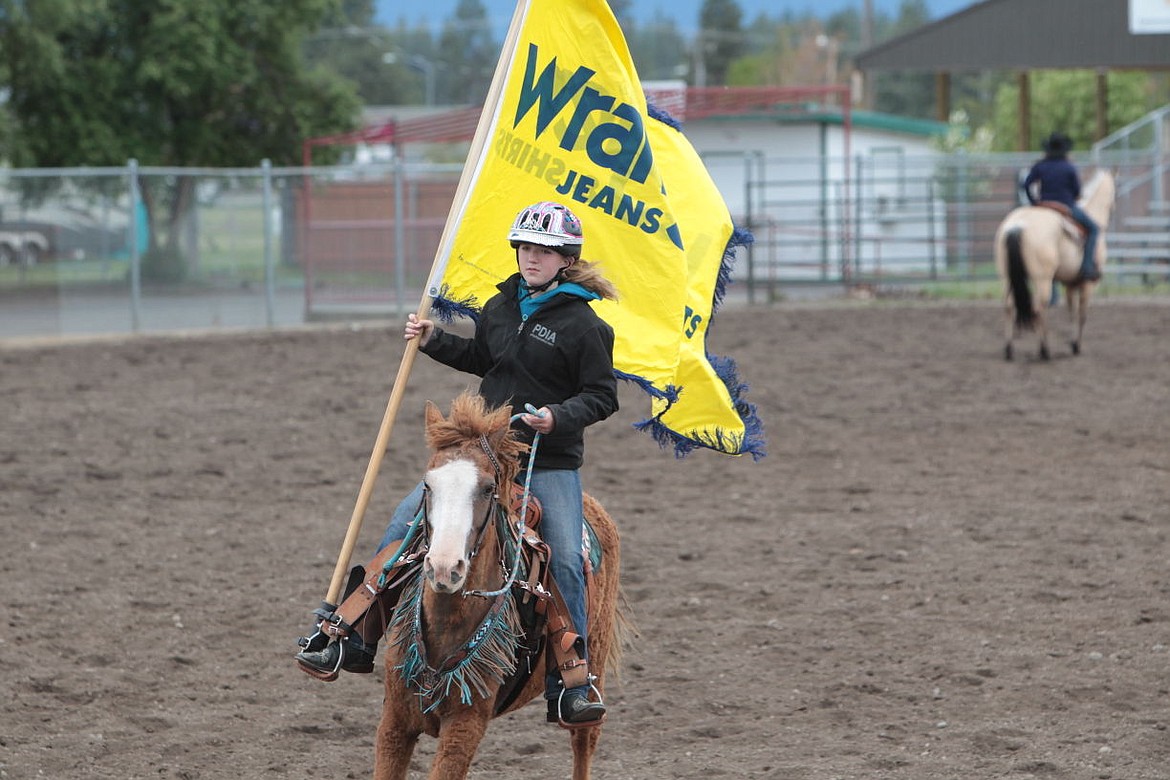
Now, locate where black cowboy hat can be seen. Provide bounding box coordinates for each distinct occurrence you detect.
[1042,131,1073,155]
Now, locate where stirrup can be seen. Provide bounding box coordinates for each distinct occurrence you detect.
[294,640,347,682]
[552,679,607,730]
[297,625,329,653]
[296,599,338,653]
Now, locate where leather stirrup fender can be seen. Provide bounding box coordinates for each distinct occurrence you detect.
[520,531,550,606]
[323,540,422,641]
[541,576,590,690]
[508,482,543,531]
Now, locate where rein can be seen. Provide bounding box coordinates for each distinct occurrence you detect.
[394,568,521,711]
[464,409,541,600]
[389,409,543,712]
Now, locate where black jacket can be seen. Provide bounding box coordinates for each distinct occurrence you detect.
[1023,157,1081,207]
[421,274,618,469]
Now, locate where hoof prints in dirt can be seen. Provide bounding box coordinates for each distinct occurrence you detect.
[3,302,1170,779]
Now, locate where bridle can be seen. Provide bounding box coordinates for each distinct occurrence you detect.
[391,418,540,603]
[390,417,545,711]
[418,433,504,575]
[463,414,542,599]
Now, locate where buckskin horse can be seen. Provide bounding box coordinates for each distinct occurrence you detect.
[372,392,623,780]
[994,168,1116,360]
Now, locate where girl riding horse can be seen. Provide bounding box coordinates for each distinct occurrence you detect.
[297,201,621,726]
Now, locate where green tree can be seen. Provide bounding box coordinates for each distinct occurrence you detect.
[304,0,435,106]
[310,0,375,29]
[698,0,744,86]
[871,0,935,118]
[948,71,1014,130]
[303,23,425,106]
[722,14,782,86]
[626,12,689,82]
[0,0,361,277]
[436,0,498,105]
[989,70,1155,152]
[607,0,635,31]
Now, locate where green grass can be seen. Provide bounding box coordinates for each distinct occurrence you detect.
[0,258,128,289]
[0,253,305,293]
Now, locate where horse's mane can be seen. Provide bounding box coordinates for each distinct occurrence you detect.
[1082,169,1103,201]
[426,392,527,487]
[1082,168,1115,200]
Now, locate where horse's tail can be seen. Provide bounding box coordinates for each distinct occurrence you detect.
[604,584,637,686]
[1004,227,1035,329]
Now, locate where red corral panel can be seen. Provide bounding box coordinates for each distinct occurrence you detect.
[297,179,458,312]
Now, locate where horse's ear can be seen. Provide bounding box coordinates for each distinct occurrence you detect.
[487,422,510,453]
[483,402,512,451]
[424,400,444,431]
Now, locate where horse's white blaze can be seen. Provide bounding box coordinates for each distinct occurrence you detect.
[424,459,480,585]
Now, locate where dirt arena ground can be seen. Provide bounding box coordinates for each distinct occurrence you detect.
[3,297,1170,780]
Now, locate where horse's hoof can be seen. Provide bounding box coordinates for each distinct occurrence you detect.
[1071,340,1081,356]
[1004,344,1013,361]
[1039,345,1051,361]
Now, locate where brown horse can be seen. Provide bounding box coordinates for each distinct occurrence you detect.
[994,169,1116,360]
[373,392,623,780]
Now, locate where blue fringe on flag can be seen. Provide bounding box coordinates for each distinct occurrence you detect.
[431,286,481,325]
[715,226,754,313]
[632,103,766,460]
[615,369,679,404]
[646,101,682,131]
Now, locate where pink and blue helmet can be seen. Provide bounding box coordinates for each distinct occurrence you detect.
[507,202,584,256]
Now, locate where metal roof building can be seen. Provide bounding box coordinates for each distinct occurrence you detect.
[853,0,1170,148]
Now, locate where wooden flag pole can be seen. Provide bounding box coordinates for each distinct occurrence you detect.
[321,0,532,606]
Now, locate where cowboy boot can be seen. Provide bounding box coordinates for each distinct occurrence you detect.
[543,618,606,727]
[1080,254,1101,281]
[295,632,377,678]
[295,539,421,681]
[296,563,367,654]
[547,682,607,726]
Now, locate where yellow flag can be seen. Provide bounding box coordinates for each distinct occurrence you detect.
[431,0,687,399]
[638,115,765,458]
[430,0,764,458]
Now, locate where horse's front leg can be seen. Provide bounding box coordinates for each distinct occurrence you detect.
[429,708,492,780]
[373,709,421,780]
[570,722,603,780]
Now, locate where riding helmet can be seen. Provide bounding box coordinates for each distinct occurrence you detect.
[507,202,584,258]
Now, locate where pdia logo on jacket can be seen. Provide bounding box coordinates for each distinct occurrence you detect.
[530,323,557,346]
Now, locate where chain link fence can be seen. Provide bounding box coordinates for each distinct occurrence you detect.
[2,151,1167,340]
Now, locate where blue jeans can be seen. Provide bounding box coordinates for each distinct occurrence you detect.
[379,469,589,697]
[1068,204,1099,273]
[379,481,426,553]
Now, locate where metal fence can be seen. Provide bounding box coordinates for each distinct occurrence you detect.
[710,150,1170,302]
[0,160,464,339]
[2,151,1167,341]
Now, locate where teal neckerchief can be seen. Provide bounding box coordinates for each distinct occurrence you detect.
[518,281,599,320]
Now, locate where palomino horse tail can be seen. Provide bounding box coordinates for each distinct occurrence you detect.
[1004,227,1035,329]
